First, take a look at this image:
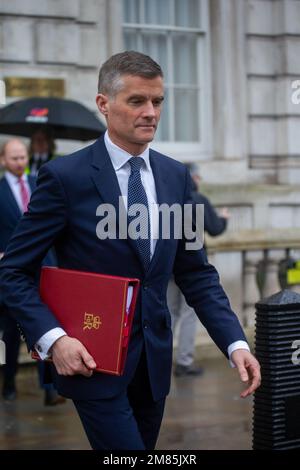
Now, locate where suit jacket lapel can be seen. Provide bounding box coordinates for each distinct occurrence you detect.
[90,138,145,272]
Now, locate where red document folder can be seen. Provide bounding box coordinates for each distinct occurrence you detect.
[32,267,140,376]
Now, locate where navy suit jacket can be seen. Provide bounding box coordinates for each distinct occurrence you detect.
[0,137,246,401]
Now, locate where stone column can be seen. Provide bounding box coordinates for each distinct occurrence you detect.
[275,0,300,184]
[262,249,285,298]
[106,0,123,56]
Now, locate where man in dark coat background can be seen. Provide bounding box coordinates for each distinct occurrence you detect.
[0,138,64,405]
[168,162,231,377]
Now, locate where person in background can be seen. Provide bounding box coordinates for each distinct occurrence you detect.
[28,128,56,176]
[168,163,230,377]
[0,138,65,405]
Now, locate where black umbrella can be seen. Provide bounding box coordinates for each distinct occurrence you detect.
[0,97,106,141]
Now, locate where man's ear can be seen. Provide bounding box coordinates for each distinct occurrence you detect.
[96,94,109,117]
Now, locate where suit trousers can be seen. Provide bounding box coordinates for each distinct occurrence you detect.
[73,350,165,450]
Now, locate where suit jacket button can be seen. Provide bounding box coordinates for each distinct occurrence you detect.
[143,320,148,329]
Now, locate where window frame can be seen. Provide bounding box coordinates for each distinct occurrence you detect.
[122,0,212,162]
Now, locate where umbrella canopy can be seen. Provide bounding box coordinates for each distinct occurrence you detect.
[0,97,106,141]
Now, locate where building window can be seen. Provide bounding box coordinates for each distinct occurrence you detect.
[123,0,210,158]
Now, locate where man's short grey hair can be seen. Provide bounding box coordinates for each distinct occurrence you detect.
[0,138,27,157]
[98,50,163,98]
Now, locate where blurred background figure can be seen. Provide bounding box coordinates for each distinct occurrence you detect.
[0,138,65,405]
[28,128,56,176]
[168,163,230,377]
[187,163,230,235]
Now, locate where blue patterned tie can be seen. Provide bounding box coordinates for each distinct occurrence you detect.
[127,157,151,270]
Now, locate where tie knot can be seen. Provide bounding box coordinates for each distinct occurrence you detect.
[128,157,144,174]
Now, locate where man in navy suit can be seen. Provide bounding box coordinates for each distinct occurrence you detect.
[0,52,260,449]
[0,139,64,405]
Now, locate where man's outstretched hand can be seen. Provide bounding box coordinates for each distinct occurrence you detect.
[231,349,261,398]
[51,336,97,377]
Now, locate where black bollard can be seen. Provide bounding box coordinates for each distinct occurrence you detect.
[253,289,300,449]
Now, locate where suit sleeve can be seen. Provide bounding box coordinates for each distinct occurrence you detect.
[173,168,246,357]
[0,164,68,349]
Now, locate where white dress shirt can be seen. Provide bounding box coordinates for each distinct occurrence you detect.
[5,171,31,214]
[36,131,249,362]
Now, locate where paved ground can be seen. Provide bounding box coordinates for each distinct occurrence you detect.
[0,357,253,450]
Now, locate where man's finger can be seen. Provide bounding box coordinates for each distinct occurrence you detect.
[71,354,95,377]
[53,350,94,377]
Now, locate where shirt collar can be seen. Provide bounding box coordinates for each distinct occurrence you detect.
[5,171,28,185]
[104,130,151,172]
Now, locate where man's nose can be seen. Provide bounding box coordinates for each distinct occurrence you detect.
[142,101,156,118]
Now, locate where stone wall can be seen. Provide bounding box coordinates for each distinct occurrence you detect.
[1,0,300,359]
